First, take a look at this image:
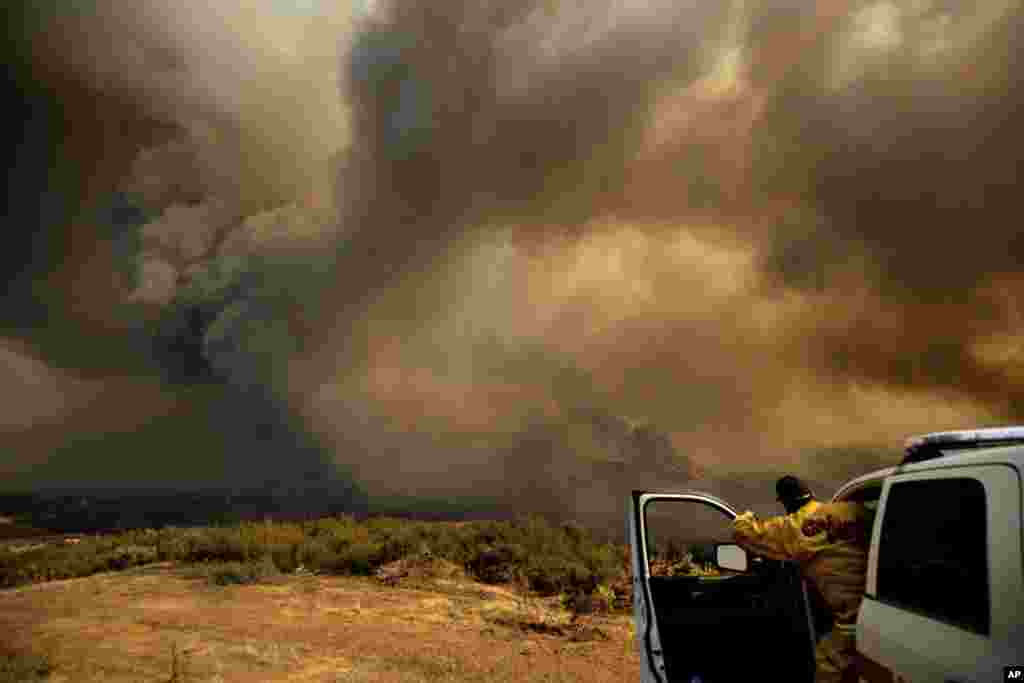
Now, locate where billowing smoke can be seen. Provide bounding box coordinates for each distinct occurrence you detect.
[2,0,363,512]
[301,0,1022,499]
[4,0,1024,528]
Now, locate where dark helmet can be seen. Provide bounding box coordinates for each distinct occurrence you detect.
[776,475,813,507]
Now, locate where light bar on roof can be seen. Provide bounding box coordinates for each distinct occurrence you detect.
[905,426,1024,449]
[902,426,1024,464]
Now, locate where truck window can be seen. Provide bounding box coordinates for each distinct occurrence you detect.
[876,478,989,635]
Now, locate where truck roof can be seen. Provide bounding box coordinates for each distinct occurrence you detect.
[896,442,1024,472]
[832,435,1024,502]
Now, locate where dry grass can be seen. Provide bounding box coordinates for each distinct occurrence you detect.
[0,563,639,682]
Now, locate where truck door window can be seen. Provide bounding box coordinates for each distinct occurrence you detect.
[645,499,735,577]
[876,478,989,635]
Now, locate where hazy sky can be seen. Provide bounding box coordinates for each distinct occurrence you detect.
[3,0,1023,522]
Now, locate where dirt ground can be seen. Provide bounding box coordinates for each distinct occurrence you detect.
[0,562,640,682]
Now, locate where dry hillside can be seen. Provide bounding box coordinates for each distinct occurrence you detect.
[1,515,640,682]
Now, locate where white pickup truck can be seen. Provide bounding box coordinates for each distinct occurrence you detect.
[629,427,1024,682]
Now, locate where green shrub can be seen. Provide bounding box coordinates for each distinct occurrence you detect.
[336,542,383,575]
[0,538,162,587]
[204,556,280,586]
[99,545,158,571]
[297,538,333,570]
[0,512,632,596]
[364,516,406,536]
[595,583,616,612]
[310,549,349,574]
[265,543,300,573]
[307,515,358,540]
[311,517,368,551]
[202,528,251,563]
[242,521,306,548]
[578,542,619,584]
[521,556,593,596]
[0,644,53,682]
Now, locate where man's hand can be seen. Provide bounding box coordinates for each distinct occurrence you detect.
[732,511,757,545]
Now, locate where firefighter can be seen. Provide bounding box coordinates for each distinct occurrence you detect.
[732,476,872,683]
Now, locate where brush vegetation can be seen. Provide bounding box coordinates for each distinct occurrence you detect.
[0,643,53,683]
[0,514,631,608]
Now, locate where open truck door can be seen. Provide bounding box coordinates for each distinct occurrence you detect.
[629,490,817,682]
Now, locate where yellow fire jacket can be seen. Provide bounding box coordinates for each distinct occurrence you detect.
[732,499,872,625]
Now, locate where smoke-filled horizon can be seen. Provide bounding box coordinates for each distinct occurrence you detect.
[4,0,1023,526]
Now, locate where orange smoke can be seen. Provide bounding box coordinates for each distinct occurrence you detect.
[361,335,562,433]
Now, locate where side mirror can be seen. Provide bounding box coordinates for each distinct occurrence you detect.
[715,543,749,573]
